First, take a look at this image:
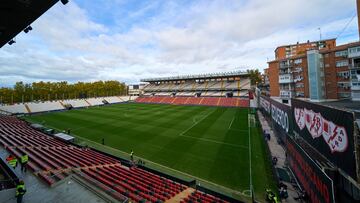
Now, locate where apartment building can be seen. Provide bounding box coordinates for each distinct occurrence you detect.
[267,39,360,101]
[275,39,336,60]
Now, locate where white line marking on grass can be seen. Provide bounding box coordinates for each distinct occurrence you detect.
[175,134,248,149]
[180,109,215,136]
[228,116,235,129]
[248,109,253,199]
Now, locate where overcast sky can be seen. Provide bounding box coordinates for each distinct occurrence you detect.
[0,0,358,86]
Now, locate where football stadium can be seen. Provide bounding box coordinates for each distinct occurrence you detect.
[1,1,360,203]
[0,70,276,203]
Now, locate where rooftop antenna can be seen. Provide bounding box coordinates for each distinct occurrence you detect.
[318,27,322,41]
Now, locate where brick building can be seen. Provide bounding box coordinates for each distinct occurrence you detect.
[266,39,360,101]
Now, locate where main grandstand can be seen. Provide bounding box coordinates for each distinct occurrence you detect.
[136,71,253,108]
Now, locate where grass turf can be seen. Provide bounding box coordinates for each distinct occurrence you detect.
[24,103,275,200]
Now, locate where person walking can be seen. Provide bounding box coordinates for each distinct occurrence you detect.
[20,154,28,172]
[15,180,26,203]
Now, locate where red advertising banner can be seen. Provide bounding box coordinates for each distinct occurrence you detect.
[287,136,335,203]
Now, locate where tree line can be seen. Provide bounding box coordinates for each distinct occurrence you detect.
[246,69,262,85]
[0,81,127,105]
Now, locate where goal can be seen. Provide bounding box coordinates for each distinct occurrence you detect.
[248,114,256,128]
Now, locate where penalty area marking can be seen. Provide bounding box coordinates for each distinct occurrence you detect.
[228,116,235,130]
[180,109,215,136]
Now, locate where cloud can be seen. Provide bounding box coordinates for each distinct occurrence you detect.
[0,0,358,87]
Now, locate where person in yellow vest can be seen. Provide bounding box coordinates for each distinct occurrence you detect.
[20,154,28,172]
[8,156,18,169]
[15,180,26,203]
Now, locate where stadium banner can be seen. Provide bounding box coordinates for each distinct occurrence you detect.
[291,99,357,179]
[259,96,271,116]
[259,96,293,140]
[286,136,335,203]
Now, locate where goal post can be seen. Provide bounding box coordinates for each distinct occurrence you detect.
[248,114,256,128]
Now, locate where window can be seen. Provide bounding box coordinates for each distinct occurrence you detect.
[335,50,348,57]
[337,71,350,78]
[349,47,360,54]
[293,67,303,73]
[296,83,304,88]
[294,59,302,64]
[325,64,330,68]
[324,53,329,58]
[336,60,349,67]
[338,93,351,98]
[294,76,303,82]
[337,82,350,88]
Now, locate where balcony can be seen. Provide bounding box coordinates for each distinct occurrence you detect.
[279,74,294,84]
[348,47,360,58]
[279,63,292,69]
[294,76,304,82]
[279,69,290,74]
[349,64,360,70]
[351,85,360,91]
[280,90,295,98]
[293,67,303,73]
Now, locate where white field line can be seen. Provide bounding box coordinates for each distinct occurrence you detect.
[228,116,235,130]
[248,110,253,198]
[175,134,248,149]
[179,109,215,136]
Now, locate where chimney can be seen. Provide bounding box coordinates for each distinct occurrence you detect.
[357,0,360,40]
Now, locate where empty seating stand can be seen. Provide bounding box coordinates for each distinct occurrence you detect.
[182,191,229,203]
[135,96,249,107]
[1,115,234,202]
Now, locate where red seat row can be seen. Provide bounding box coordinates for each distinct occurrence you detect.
[135,96,249,107]
[81,165,186,202]
[182,191,229,203]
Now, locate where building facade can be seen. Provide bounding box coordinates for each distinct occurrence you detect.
[128,84,146,96]
[267,39,360,101]
[274,39,336,60]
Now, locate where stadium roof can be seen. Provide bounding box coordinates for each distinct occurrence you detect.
[141,70,249,82]
[319,99,360,119]
[0,0,63,48]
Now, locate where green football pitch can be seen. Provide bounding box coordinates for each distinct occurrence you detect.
[24,103,275,201]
